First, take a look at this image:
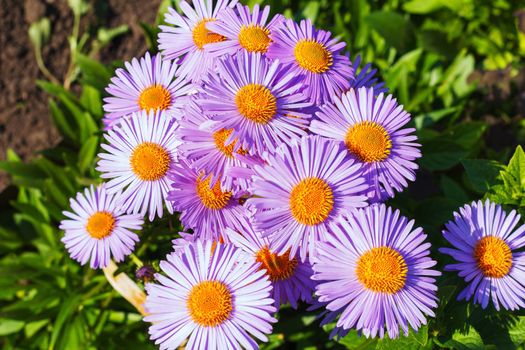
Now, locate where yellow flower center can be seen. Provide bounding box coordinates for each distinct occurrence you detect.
[187,280,233,327]
[235,84,277,124]
[130,142,171,181]
[474,236,512,278]
[86,211,116,239]
[138,85,172,112]
[289,177,334,226]
[293,39,333,73]
[256,247,298,281]
[196,176,232,210]
[213,128,248,158]
[356,247,408,294]
[238,24,271,53]
[345,121,392,163]
[192,19,226,50]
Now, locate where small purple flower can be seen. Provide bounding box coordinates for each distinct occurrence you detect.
[205,3,283,56]
[158,0,238,82]
[267,18,352,104]
[144,240,276,349]
[60,185,143,269]
[167,159,248,240]
[441,199,525,310]
[310,87,421,202]
[313,204,440,339]
[200,51,311,154]
[177,97,257,192]
[349,54,387,93]
[224,216,316,309]
[249,135,369,262]
[103,52,192,129]
[136,265,156,283]
[96,111,178,221]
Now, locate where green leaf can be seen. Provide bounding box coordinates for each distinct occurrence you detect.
[403,0,448,14]
[441,175,468,204]
[67,0,89,17]
[76,54,112,90]
[365,11,415,53]
[78,136,99,174]
[49,295,82,350]
[439,328,485,350]
[462,159,504,193]
[337,329,377,349]
[509,317,525,347]
[80,85,103,119]
[302,1,320,22]
[414,107,458,129]
[419,138,470,171]
[443,122,486,151]
[506,145,525,189]
[0,319,25,336]
[140,22,160,52]
[49,99,77,141]
[28,18,51,49]
[36,80,78,101]
[0,160,47,180]
[97,25,129,46]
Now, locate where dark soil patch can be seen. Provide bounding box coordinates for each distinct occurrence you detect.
[0,0,161,192]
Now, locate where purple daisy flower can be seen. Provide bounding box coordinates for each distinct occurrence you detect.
[440,199,525,310]
[59,185,143,269]
[96,111,178,221]
[200,51,311,154]
[310,87,421,203]
[349,54,387,93]
[266,18,352,105]
[167,159,248,240]
[103,52,192,129]
[177,98,257,191]
[144,240,276,350]
[205,4,283,56]
[158,0,238,82]
[313,204,440,339]
[249,135,369,262]
[224,216,315,309]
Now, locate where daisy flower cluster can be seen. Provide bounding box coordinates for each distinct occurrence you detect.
[58,0,525,348]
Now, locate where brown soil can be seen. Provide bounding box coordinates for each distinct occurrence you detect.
[0,0,161,192]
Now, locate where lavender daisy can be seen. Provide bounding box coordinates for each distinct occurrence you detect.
[177,98,256,191]
[313,204,440,339]
[96,111,178,221]
[224,217,315,309]
[144,240,276,350]
[310,87,421,202]
[158,0,238,82]
[441,199,525,310]
[167,159,248,240]
[249,135,369,262]
[60,185,143,269]
[267,18,352,104]
[349,54,387,93]
[200,51,311,154]
[205,4,283,56]
[103,52,192,129]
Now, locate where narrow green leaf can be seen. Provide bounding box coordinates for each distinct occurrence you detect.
[49,295,81,350]
[49,99,77,141]
[0,319,25,336]
[80,85,103,119]
[78,136,99,174]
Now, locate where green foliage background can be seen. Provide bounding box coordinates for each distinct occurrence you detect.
[1,0,525,349]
